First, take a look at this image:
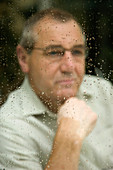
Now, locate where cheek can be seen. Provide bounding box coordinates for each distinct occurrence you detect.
[29,59,46,82]
[34,59,48,75]
[75,62,85,76]
[35,62,58,86]
[44,62,59,76]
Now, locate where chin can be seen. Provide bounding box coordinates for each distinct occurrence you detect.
[56,89,77,101]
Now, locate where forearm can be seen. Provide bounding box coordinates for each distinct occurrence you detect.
[45,118,83,170]
[45,97,97,170]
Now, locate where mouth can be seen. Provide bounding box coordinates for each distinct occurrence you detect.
[56,79,75,86]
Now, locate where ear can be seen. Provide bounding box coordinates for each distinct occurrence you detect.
[16,45,30,73]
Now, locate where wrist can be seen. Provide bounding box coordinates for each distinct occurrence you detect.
[56,117,83,147]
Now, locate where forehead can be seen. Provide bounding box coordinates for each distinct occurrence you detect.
[33,17,84,48]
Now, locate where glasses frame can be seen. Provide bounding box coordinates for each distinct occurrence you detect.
[32,45,89,58]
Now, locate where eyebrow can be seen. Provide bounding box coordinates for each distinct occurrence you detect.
[72,45,86,49]
[44,45,63,50]
[44,44,86,50]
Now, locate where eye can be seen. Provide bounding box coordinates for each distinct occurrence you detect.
[71,49,82,56]
[47,50,64,57]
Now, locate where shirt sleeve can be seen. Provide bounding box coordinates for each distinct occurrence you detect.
[0,115,43,170]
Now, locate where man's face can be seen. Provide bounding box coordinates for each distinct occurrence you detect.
[27,18,85,102]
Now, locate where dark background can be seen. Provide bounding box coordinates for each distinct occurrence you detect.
[0,0,113,105]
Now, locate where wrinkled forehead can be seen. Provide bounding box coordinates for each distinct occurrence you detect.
[33,17,84,47]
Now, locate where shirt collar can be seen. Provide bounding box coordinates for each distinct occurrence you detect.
[77,75,97,99]
[20,77,51,116]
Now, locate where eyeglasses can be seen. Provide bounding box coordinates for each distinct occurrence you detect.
[33,45,88,59]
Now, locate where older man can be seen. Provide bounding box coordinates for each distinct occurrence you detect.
[0,8,113,170]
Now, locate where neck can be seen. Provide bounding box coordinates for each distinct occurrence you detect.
[38,94,65,114]
[28,77,66,113]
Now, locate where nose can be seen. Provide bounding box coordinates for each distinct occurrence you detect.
[60,51,75,74]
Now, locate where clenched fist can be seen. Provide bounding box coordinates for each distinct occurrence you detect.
[57,97,97,140]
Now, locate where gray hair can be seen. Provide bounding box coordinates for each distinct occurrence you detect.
[19,8,85,54]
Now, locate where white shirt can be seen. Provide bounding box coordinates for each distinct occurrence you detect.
[0,75,113,170]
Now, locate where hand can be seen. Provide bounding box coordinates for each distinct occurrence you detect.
[57,97,97,140]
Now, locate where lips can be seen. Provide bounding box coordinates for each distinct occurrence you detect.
[56,79,75,86]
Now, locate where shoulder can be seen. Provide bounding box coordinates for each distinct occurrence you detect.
[0,87,38,148]
[82,74,113,95]
[83,74,112,87]
[0,86,25,120]
[79,75,113,106]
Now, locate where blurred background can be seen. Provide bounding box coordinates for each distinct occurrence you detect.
[0,0,113,105]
